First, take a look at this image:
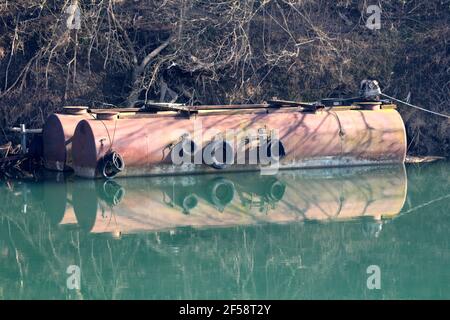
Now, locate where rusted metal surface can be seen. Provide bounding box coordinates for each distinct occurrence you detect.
[53,165,407,234]
[42,113,91,171]
[71,108,406,178]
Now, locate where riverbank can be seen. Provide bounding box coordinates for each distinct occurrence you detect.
[1,1,449,157]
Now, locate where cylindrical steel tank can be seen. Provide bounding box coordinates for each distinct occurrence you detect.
[71,108,406,178]
[42,107,91,171]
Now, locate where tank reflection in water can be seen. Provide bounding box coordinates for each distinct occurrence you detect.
[1,163,450,299]
[55,165,407,236]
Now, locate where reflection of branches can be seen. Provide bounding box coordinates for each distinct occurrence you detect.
[2,213,67,298]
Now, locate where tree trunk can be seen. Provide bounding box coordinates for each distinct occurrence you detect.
[126,37,172,107]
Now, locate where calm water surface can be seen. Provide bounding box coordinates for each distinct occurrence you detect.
[0,163,449,299]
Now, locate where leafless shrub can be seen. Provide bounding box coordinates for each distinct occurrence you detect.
[0,0,448,154]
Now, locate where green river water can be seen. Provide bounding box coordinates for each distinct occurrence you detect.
[0,163,449,299]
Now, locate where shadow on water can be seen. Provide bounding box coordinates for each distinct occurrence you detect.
[0,163,449,299]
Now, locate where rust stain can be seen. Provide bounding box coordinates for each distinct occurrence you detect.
[43,107,407,178]
[79,110,405,178]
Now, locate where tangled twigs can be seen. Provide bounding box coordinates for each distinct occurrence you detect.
[0,142,38,180]
[0,1,449,155]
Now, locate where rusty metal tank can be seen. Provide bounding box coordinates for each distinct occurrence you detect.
[63,165,407,235]
[71,106,406,178]
[42,106,91,171]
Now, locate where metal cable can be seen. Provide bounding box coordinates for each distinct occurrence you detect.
[381,93,450,119]
[402,193,450,215]
[89,112,117,151]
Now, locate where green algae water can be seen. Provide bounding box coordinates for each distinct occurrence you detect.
[0,163,449,299]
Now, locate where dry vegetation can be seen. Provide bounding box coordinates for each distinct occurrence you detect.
[0,0,449,155]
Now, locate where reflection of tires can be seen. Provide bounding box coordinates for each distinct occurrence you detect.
[43,181,67,225]
[96,180,125,206]
[235,176,285,204]
[209,178,235,211]
[180,194,198,214]
[73,181,98,232]
[268,179,286,202]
